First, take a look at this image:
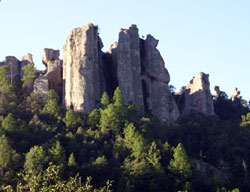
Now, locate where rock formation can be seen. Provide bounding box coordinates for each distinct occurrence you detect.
[63,23,105,112]
[33,49,62,97]
[214,86,220,100]
[141,34,179,123]
[183,72,214,116]
[115,25,144,113]
[33,74,49,97]
[232,88,241,101]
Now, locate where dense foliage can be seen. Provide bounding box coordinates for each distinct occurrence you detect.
[0,66,249,191]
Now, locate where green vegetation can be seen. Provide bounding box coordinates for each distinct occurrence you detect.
[0,78,249,192]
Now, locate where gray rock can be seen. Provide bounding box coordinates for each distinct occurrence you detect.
[116,25,144,113]
[142,34,179,124]
[42,48,60,66]
[33,74,49,97]
[63,23,105,112]
[33,49,62,97]
[183,72,214,116]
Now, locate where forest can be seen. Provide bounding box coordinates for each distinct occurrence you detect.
[0,64,250,192]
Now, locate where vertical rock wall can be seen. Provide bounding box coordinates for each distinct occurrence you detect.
[63,23,105,112]
[116,25,144,114]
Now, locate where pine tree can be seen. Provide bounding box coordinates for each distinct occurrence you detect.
[100,92,109,109]
[63,109,78,131]
[42,90,61,118]
[168,143,191,190]
[49,141,66,166]
[68,153,77,167]
[24,145,47,175]
[1,113,17,133]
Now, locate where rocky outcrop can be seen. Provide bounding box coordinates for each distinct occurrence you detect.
[42,49,60,66]
[33,49,62,97]
[21,53,34,78]
[63,23,105,112]
[183,72,214,116]
[232,88,241,101]
[214,86,220,100]
[108,25,179,124]
[141,34,179,123]
[115,25,144,113]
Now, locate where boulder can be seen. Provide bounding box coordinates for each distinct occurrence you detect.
[183,72,214,116]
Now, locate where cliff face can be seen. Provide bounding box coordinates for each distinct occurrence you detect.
[2,23,221,124]
[142,35,179,123]
[108,25,179,124]
[116,25,144,114]
[183,72,214,116]
[63,23,105,112]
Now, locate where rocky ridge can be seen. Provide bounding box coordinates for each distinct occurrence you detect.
[1,23,220,124]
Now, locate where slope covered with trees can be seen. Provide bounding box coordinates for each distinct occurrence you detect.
[0,64,249,192]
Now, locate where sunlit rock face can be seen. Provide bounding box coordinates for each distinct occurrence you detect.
[33,49,62,97]
[63,23,105,112]
[141,34,179,124]
[231,87,241,101]
[109,25,179,124]
[116,25,144,114]
[183,72,214,116]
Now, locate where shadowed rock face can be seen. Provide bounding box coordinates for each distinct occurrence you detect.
[116,25,144,114]
[141,34,179,124]
[214,86,220,100]
[63,23,105,112]
[184,72,214,116]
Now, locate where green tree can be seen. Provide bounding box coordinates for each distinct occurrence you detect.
[0,65,9,85]
[68,153,77,167]
[147,141,163,174]
[49,141,66,166]
[0,135,20,184]
[63,109,78,131]
[1,113,17,133]
[24,145,47,175]
[113,87,125,112]
[25,92,43,115]
[168,143,191,190]
[88,109,100,129]
[100,92,109,109]
[99,104,120,135]
[21,64,37,90]
[42,90,61,118]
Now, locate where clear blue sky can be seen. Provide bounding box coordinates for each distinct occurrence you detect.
[0,0,250,100]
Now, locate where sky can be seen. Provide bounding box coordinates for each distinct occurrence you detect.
[0,0,250,100]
